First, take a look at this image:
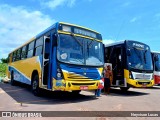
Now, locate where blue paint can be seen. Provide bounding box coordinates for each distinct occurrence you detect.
[9,66,31,85]
[35,23,57,39]
[47,33,53,89]
[56,82,62,86]
[60,64,101,80]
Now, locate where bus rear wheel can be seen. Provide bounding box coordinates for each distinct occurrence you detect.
[11,72,16,86]
[120,87,130,92]
[32,75,41,96]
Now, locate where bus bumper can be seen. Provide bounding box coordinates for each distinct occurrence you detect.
[127,79,154,87]
[52,79,102,91]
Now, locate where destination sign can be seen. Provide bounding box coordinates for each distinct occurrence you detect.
[59,24,102,39]
[133,43,144,49]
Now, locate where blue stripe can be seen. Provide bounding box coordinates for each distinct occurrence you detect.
[9,66,31,85]
[60,64,100,80]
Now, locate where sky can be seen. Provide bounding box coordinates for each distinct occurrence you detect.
[0,0,160,59]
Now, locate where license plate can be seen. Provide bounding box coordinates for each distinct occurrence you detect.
[142,84,147,87]
[80,86,88,90]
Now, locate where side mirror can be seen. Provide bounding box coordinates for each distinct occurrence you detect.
[127,49,131,56]
[52,34,58,46]
[119,55,122,61]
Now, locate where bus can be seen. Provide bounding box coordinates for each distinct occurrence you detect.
[151,51,160,85]
[8,22,104,96]
[104,40,154,91]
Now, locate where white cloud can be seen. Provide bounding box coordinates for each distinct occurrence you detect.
[130,17,138,23]
[155,13,160,18]
[0,4,55,59]
[121,2,131,7]
[103,39,115,45]
[41,0,76,10]
[41,0,92,10]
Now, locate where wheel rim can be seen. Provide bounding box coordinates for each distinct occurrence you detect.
[32,81,37,90]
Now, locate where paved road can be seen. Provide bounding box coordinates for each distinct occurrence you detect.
[0,82,160,120]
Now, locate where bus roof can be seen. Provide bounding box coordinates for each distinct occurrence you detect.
[59,22,100,34]
[9,22,100,54]
[104,40,149,47]
[151,51,160,54]
[104,40,125,47]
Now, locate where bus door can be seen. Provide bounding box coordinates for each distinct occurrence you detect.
[42,36,50,86]
[112,46,125,86]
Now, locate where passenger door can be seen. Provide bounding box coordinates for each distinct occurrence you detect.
[42,36,50,86]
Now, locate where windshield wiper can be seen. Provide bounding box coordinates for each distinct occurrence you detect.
[87,39,95,57]
[133,47,143,62]
[71,33,83,47]
[133,47,144,69]
[88,39,95,48]
[143,50,147,64]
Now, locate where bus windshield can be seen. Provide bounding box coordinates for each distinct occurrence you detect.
[128,47,153,70]
[57,34,104,66]
[127,46,153,70]
[154,54,160,71]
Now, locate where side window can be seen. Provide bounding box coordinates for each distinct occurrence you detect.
[12,51,17,62]
[35,37,43,56]
[8,54,11,63]
[27,41,35,58]
[21,46,27,59]
[16,48,22,61]
[35,46,43,56]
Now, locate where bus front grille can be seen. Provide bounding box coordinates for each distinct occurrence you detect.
[137,82,151,85]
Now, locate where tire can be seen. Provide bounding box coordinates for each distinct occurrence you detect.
[31,74,41,96]
[120,87,130,92]
[10,72,16,86]
[72,90,81,95]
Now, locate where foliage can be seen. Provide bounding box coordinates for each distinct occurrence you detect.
[1,58,8,63]
[0,63,7,77]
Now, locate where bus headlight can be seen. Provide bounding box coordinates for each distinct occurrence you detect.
[57,73,62,78]
[57,68,63,79]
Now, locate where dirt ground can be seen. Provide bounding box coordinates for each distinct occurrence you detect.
[0,82,160,120]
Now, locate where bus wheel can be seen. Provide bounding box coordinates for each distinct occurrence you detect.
[72,90,81,95]
[11,72,16,86]
[120,87,130,92]
[32,75,41,96]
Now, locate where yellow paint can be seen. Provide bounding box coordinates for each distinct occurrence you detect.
[58,30,102,42]
[124,69,154,87]
[59,22,100,33]
[9,56,42,86]
[52,67,103,91]
[63,80,99,91]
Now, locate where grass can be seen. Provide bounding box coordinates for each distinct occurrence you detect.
[0,63,7,78]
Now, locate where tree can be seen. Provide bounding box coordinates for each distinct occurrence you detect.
[1,58,8,63]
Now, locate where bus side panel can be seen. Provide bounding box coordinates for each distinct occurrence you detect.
[154,71,160,84]
[9,56,42,85]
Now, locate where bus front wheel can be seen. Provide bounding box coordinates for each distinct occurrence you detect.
[120,87,130,92]
[72,90,81,95]
[32,75,41,96]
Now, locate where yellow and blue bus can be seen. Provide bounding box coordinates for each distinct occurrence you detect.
[8,22,104,96]
[104,40,154,91]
